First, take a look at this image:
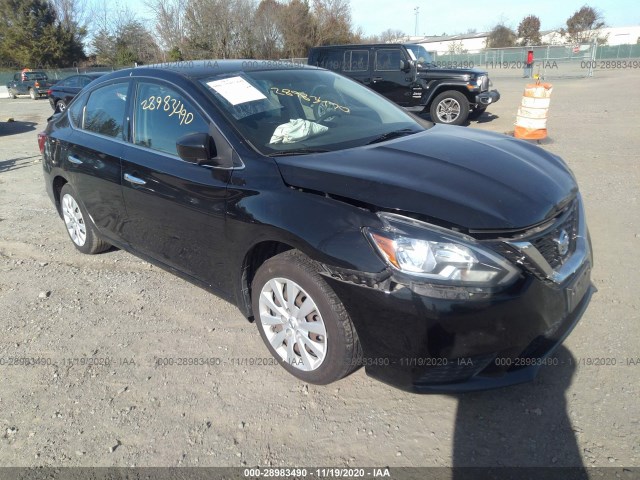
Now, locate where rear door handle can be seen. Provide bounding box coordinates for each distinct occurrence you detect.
[372,77,383,82]
[124,173,146,185]
[68,155,82,164]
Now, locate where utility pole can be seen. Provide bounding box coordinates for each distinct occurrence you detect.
[414,6,419,36]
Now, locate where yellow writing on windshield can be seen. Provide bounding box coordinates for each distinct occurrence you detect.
[270,87,350,113]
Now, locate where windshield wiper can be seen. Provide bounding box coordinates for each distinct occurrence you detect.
[268,148,330,157]
[367,129,417,145]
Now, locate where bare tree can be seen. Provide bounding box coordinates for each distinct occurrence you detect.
[279,0,315,58]
[487,24,516,48]
[312,0,353,46]
[145,0,187,52]
[254,0,283,59]
[184,0,256,59]
[517,15,541,46]
[379,29,407,43]
[564,5,605,44]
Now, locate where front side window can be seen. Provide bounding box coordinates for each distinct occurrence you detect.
[375,49,402,71]
[68,91,88,128]
[133,82,209,156]
[82,82,128,139]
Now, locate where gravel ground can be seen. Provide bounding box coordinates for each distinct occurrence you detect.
[0,70,638,470]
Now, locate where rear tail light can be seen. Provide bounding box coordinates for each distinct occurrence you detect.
[38,132,47,154]
[35,81,40,88]
[47,89,52,96]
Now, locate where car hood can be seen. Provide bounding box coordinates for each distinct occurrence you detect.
[274,126,578,230]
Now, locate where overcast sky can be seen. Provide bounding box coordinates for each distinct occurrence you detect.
[117,0,638,37]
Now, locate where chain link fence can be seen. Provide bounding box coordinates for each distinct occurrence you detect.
[433,43,640,79]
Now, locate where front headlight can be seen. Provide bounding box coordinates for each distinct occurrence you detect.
[365,213,519,288]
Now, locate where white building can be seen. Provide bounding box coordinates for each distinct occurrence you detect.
[410,25,640,55]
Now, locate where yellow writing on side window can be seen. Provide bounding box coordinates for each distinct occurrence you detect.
[140,95,194,125]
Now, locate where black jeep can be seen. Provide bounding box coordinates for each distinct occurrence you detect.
[308,43,500,125]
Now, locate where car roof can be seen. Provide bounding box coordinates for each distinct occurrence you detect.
[310,44,405,50]
[101,60,318,82]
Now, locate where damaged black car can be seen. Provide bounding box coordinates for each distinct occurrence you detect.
[40,61,593,393]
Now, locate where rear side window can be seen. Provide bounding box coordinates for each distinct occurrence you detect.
[311,49,343,71]
[344,50,369,72]
[133,82,208,156]
[82,82,128,139]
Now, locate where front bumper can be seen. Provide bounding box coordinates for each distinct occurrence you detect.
[323,196,592,393]
[325,262,592,393]
[476,89,500,106]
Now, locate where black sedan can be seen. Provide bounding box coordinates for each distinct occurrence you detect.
[47,72,106,112]
[39,61,593,392]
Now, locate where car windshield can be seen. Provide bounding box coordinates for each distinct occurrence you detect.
[405,45,434,65]
[199,69,429,156]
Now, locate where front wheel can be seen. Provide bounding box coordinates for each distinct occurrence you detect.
[429,90,470,125]
[29,88,37,100]
[252,250,362,384]
[59,184,111,254]
[8,89,16,99]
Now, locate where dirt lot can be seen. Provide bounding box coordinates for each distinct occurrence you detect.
[0,70,638,471]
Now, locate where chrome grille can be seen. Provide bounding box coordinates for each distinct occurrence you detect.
[493,199,583,284]
[530,202,578,269]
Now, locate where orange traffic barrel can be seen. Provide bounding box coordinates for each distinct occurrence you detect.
[514,82,553,140]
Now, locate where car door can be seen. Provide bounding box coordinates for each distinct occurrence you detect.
[120,79,233,293]
[370,48,412,106]
[61,80,130,244]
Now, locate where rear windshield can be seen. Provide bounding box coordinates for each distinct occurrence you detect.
[24,72,48,81]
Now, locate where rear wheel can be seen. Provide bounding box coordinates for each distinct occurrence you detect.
[429,90,469,125]
[59,184,111,254]
[55,100,67,112]
[252,250,362,384]
[8,89,16,99]
[29,88,37,100]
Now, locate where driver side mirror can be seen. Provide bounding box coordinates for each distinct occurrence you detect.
[400,59,412,72]
[176,132,231,168]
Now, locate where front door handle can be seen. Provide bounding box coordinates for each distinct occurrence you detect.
[372,77,383,82]
[68,155,83,165]
[124,173,146,185]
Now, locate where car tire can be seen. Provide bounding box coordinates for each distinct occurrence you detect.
[29,88,37,100]
[468,107,487,120]
[59,184,111,254]
[430,90,470,125]
[8,89,16,99]
[252,250,362,385]
[56,100,67,112]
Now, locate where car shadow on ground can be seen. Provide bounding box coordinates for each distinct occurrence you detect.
[415,112,500,127]
[474,112,500,124]
[0,156,41,173]
[0,120,38,136]
[451,346,585,477]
